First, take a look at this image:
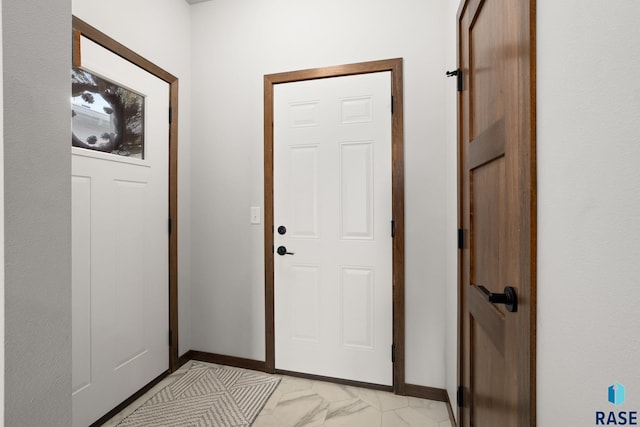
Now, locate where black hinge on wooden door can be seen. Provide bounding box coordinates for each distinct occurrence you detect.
[446,69,463,92]
[458,228,465,249]
[391,344,396,363]
[168,218,172,234]
[391,95,394,114]
[169,105,173,124]
[169,330,173,346]
[391,220,396,238]
[457,385,465,407]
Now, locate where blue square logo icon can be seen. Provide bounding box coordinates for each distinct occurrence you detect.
[609,382,626,407]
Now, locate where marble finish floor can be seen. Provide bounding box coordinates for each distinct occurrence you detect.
[103,361,453,427]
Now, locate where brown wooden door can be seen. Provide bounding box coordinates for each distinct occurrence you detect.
[457,0,536,426]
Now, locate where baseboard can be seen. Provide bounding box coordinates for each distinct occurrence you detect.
[404,383,457,425]
[404,383,448,402]
[178,350,193,368]
[188,350,267,372]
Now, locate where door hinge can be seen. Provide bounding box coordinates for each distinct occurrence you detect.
[458,228,465,249]
[457,385,465,407]
[391,220,396,238]
[391,344,396,363]
[446,69,463,92]
[169,330,173,346]
[168,218,172,234]
[169,105,173,124]
[391,95,394,114]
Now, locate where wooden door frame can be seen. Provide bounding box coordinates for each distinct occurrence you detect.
[456,0,537,424]
[72,16,180,372]
[263,58,406,393]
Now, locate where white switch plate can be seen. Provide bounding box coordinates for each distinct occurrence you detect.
[250,207,261,224]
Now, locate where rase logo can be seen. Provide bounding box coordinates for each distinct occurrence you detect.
[610,383,627,407]
[596,382,638,425]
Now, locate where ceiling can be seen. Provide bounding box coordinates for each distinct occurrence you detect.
[185,0,213,4]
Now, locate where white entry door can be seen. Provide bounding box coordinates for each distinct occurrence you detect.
[72,37,169,427]
[274,72,393,386]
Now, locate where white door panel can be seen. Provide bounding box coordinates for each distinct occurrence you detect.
[274,72,392,385]
[72,37,169,427]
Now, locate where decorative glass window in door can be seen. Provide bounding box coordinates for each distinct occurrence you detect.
[72,68,145,159]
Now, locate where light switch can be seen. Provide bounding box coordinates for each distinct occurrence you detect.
[250,207,261,224]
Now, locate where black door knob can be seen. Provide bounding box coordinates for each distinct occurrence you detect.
[277,226,287,235]
[277,246,295,256]
[477,285,517,312]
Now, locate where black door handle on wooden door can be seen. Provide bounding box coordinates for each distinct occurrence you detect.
[477,285,518,312]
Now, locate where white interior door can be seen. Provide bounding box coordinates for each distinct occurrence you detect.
[72,37,169,427]
[274,72,393,385]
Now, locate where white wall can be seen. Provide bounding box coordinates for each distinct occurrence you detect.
[0,1,5,424]
[189,0,450,388]
[72,0,193,355]
[537,0,640,424]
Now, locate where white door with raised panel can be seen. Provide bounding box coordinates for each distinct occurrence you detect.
[72,37,169,427]
[274,72,393,385]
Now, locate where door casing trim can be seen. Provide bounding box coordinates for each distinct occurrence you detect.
[72,16,180,372]
[263,58,406,393]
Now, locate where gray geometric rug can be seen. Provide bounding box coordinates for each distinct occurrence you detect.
[116,362,280,427]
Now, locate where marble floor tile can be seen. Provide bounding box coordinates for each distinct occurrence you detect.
[252,413,283,427]
[409,401,451,423]
[323,398,382,427]
[382,410,410,426]
[394,406,442,427]
[102,364,454,427]
[384,409,443,427]
[359,387,409,412]
[271,390,329,427]
[311,380,359,403]
[277,376,315,395]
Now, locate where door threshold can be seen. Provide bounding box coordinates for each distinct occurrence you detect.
[274,368,393,393]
